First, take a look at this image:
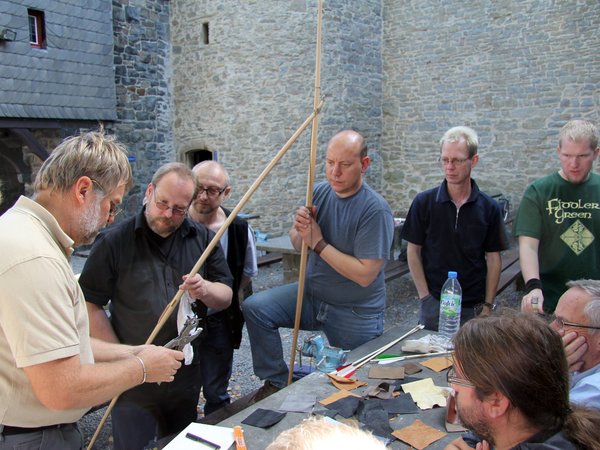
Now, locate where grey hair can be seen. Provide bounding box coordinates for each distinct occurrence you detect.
[266,417,386,450]
[566,279,600,333]
[151,162,199,199]
[559,120,599,151]
[440,126,479,158]
[34,129,132,195]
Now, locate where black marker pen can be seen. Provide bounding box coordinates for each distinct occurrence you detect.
[185,432,221,449]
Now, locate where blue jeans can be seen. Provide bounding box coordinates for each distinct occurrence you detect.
[242,282,384,388]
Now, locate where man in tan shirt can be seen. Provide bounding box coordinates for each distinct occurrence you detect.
[0,130,183,449]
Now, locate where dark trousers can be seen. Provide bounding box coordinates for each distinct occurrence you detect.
[112,362,201,450]
[0,424,82,450]
[198,313,234,415]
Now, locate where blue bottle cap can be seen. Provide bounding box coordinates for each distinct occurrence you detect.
[448,271,457,278]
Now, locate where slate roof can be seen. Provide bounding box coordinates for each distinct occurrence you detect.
[0,0,117,121]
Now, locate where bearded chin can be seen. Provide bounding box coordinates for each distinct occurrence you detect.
[459,414,495,447]
[78,201,104,246]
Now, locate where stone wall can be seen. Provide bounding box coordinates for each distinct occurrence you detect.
[106,0,599,233]
[170,0,384,235]
[382,0,600,216]
[111,0,174,213]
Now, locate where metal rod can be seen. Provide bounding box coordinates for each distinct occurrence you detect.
[334,324,424,378]
[377,350,453,365]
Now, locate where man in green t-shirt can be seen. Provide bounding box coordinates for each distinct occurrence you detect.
[514,119,600,314]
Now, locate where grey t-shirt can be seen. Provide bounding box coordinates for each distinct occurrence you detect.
[305,182,394,311]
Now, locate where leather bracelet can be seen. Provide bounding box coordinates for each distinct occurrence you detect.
[525,278,542,294]
[482,302,495,310]
[135,356,147,385]
[313,238,329,256]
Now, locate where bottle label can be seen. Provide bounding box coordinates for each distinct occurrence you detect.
[440,294,461,318]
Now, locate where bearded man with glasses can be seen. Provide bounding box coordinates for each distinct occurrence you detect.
[188,160,258,419]
[0,131,185,450]
[401,126,508,330]
[79,162,233,450]
[446,312,600,450]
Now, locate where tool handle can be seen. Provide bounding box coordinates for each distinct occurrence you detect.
[233,426,247,450]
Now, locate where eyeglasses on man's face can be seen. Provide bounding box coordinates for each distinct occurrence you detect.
[151,188,189,216]
[438,157,472,166]
[550,315,600,331]
[197,185,227,198]
[447,367,476,389]
[91,179,123,218]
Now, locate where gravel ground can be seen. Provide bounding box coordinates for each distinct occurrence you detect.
[72,256,523,449]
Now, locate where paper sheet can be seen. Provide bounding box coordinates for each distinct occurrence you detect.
[401,378,448,409]
[163,422,234,450]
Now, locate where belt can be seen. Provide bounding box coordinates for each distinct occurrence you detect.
[1,423,74,436]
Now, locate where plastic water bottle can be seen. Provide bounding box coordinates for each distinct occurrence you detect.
[438,271,462,349]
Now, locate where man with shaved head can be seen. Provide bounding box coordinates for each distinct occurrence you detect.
[243,130,394,400]
[189,160,257,417]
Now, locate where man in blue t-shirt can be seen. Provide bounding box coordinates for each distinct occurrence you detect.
[401,126,508,330]
[243,130,394,399]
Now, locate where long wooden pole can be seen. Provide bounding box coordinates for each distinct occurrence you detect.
[287,0,323,385]
[87,100,324,449]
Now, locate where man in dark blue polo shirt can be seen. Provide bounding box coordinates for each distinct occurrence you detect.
[401,126,508,330]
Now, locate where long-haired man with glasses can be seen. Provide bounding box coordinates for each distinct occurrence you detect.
[446,312,600,450]
[551,279,600,410]
[79,162,233,450]
[189,161,258,418]
[0,131,185,449]
[515,120,600,316]
[401,126,508,330]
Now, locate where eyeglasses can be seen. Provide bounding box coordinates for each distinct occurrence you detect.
[550,315,600,331]
[447,367,476,389]
[91,179,123,218]
[151,188,189,216]
[197,186,227,198]
[439,157,471,166]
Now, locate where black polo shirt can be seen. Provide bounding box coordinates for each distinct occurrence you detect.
[401,179,508,306]
[79,207,233,346]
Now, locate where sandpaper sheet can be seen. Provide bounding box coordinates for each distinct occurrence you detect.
[368,365,405,379]
[420,355,453,372]
[392,419,446,449]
